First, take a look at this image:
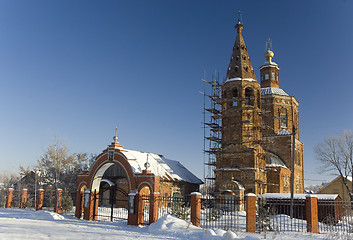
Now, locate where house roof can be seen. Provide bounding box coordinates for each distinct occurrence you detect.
[261,193,340,200]
[317,175,352,193]
[122,149,203,184]
[261,87,289,96]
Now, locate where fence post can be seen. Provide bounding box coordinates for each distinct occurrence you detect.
[93,190,99,221]
[21,189,28,209]
[83,190,91,220]
[190,192,201,227]
[137,194,144,225]
[246,193,257,233]
[149,193,159,224]
[54,188,63,214]
[306,195,318,233]
[5,188,14,208]
[75,190,83,219]
[36,189,44,211]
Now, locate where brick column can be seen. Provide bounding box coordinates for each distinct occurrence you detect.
[149,193,159,224]
[246,193,257,233]
[36,189,44,211]
[75,190,83,219]
[127,193,138,225]
[5,188,14,208]
[54,189,63,214]
[306,195,318,233]
[20,189,28,209]
[190,192,201,227]
[84,190,99,221]
[137,194,144,225]
[83,190,91,220]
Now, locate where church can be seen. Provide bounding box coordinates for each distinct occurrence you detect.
[212,18,304,197]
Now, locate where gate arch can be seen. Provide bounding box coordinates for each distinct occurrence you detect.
[75,138,160,225]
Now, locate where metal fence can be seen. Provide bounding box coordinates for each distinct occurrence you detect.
[95,189,129,222]
[158,196,190,221]
[318,200,353,233]
[258,198,307,233]
[200,195,245,231]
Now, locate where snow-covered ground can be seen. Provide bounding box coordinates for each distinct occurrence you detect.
[0,208,350,240]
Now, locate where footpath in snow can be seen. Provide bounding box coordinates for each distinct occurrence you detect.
[0,208,349,240]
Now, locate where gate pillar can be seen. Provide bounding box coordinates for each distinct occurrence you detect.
[5,188,14,208]
[149,193,160,224]
[54,189,63,214]
[20,189,28,209]
[84,190,99,221]
[36,189,44,211]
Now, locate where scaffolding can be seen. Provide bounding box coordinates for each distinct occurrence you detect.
[202,72,223,195]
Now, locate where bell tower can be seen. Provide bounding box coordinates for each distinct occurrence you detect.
[215,17,267,195]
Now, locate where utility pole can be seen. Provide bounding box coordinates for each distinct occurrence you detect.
[290,126,296,219]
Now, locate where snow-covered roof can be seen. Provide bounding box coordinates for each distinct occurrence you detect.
[261,87,289,96]
[121,149,203,184]
[266,152,287,169]
[261,193,340,200]
[259,61,279,70]
[225,77,257,83]
[276,129,291,136]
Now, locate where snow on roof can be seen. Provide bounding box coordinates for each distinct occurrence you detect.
[261,87,289,96]
[266,152,288,169]
[122,149,203,184]
[259,61,279,70]
[261,193,339,200]
[225,77,257,83]
[276,129,291,136]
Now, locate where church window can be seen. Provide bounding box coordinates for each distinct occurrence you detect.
[244,66,248,72]
[235,66,239,72]
[280,113,287,128]
[232,88,238,98]
[236,56,239,61]
[233,101,238,107]
[271,72,275,80]
[223,91,227,98]
[265,74,269,80]
[245,87,254,106]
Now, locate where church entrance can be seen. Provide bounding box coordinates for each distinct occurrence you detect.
[96,164,129,221]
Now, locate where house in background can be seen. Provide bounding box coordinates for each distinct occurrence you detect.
[317,176,352,202]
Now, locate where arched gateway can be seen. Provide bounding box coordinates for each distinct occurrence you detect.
[75,134,202,225]
[75,135,160,225]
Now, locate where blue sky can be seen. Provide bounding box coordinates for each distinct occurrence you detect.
[0,0,353,186]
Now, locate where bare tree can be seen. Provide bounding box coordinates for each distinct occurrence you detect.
[20,139,93,196]
[315,130,353,201]
[0,171,19,189]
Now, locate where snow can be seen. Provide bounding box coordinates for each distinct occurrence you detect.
[122,149,203,184]
[276,129,291,135]
[0,208,347,240]
[225,77,257,83]
[261,87,289,96]
[261,193,339,200]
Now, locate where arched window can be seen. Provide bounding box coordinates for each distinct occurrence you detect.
[245,87,253,106]
[232,88,238,107]
[223,91,227,98]
[279,109,287,128]
[232,88,238,98]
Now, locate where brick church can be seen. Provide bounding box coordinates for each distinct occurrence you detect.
[214,19,304,196]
